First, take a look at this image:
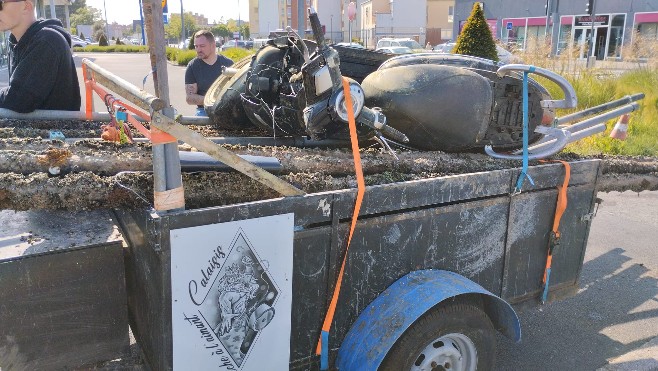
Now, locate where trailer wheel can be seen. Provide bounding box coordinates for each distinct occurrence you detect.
[380,300,495,371]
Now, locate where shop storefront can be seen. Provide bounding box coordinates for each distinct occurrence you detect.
[558,14,626,60]
[453,1,657,61]
[500,17,549,49]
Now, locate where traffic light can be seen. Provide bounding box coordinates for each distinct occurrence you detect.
[585,0,594,15]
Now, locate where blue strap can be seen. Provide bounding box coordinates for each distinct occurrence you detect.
[514,69,535,193]
[321,330,329,370]
[541,267,551,303]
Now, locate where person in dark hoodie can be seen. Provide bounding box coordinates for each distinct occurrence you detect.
[0,0,80,113]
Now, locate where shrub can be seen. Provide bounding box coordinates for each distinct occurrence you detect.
[221,48,253,62]
[188,37,195,50]
[453,3,498,61]
[98,34,109,47]
[73,45,149,53]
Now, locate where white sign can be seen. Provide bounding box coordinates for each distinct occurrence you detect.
[171,214,294,370]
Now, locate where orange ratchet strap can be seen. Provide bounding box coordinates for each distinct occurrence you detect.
[540,160,570,303]
[316,78,366,369]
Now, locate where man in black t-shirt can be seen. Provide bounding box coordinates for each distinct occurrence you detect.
[185,30,233,116]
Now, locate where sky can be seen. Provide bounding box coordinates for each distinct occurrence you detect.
[85,0,250,25]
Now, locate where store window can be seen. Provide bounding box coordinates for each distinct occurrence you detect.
[557,16,573,55]
[607,14,625,58]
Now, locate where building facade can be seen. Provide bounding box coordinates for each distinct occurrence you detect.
[248,0,456,47]
[454,0,658,60]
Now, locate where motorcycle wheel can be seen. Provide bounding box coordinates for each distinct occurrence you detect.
[204,57,255,130]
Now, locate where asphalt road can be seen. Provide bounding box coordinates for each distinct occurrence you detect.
[495,190,658,370]
[0,52,656,370]
[73,52,196,116]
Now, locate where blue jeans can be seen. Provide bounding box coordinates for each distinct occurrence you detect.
[195,107,207,117]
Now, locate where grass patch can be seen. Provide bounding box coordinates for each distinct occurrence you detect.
[74,45,149,53]
[164,47,255,66]
[517,37,658,156]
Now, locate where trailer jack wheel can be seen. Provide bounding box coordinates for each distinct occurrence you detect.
[380,300,496,371]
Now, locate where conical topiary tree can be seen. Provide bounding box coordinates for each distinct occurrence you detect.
[453,3,498,62]
[98,34,109,46]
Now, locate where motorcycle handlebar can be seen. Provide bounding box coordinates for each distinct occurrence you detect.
[308,7,327,50]
[358,107,409,143]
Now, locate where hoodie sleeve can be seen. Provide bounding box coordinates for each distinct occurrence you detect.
[0,33,65,113]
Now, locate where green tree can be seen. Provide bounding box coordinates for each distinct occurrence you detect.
[70,6,102,29]
[92,20,106,42]
[240,24,250,39]
[210,24,230,39]
[98,34,108,46]
[453,3,498,62]
[164,12,199,40]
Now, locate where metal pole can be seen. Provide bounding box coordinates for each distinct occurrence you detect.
[238,0,240,40]
[586,0,596,68]
[297,0,304,38]
[331,15,333,42]
[180,0,184,43]
[103,0,110,39]
[139,0,146,44]
[49,0,55,18]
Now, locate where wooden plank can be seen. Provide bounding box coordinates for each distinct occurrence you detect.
[151,112,305,197]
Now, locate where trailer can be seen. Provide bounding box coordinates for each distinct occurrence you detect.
[0,2,610,369]
[111,157,601,370]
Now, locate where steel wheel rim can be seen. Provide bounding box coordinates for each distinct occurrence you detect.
[410,332,477,371]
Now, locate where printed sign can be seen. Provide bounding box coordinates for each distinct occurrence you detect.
[171,214,294,370]
[575,15,609,27]
[506,22,513,30]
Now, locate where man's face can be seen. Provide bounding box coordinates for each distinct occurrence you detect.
[0,0,27,33]
[194,36,214,60]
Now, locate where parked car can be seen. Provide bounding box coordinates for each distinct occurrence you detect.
[334,42,366,49]
[376,46,413,54]
[179,37,191,49]
[376,38,424,52]
[220,40,248,51]
[431,42,520,64]
[71,35,89,48]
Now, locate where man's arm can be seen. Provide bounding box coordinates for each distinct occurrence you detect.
[185,83,205,105]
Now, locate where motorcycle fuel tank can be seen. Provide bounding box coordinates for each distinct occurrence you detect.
[362,64,494,151]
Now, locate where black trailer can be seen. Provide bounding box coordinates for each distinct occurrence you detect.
[112,158,601,370]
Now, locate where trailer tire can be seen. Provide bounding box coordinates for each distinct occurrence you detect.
[379,299,496,371]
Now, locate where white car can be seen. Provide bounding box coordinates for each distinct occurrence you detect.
[70,35,89,48]
[376,46,413,54]
[376,38,424,52]
[333,42,366,49]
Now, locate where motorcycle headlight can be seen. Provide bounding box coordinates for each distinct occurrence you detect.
[332,81,365,123]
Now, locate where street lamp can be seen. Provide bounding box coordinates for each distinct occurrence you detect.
[180,0,185,42]
[238,0,241,40]
[103,0,109,39]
